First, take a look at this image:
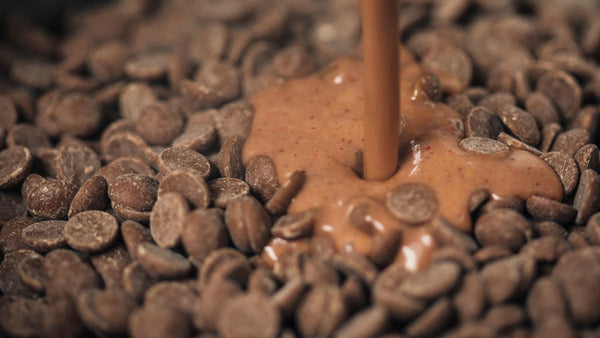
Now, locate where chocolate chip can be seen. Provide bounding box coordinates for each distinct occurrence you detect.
[386,183,438,224]
[157,146,211,179]
[150,192,189,248]
[459,137,509,154]
[21,220,66,252]
[64,210,118,252]
[172,124,217,154]
[525,91,560,128]
[108,173,158,215]
[481,256,523,304]
[136,242,192,279]
[95,157,154,185]
[45,93,103,137]
[540,122,562,152]
[551,128,591,157]
[296,284,347,338]
[144,282,197,318]
[552,248,600,324]
[18,256,46,293]
[207,178,250,208]
[537,69,582,121]
[498,104,540,146]
[422,46,472,94]
[129,305,192,338]
[573,169,600,225]
[569,106,599,139]
[447,93,474,115]
[475,209,530,251]
[431,246,477,272]
[527,277,568,324]
[0,146,33,189]
[412,72,442,102]
[271,209,315,240]
[574,144,599,172]
[521,236,569,264]
[68,175,109,218]
[453,272,486,323]
[182,208,229,264]
[0,190,27,224]
[183,61,240,108]
[119,82,158,122]
[124,50,170,81]
[479,92,516,115]
[122,261,157,301]
[213,100,254,143]
[0,216,35,253]
[540,151,579,195]
[585,213,600,245]
[533,221,568,239]
[218,136,244,179]
[87,41,129,82]
[55,140,101,188]
[225,196,271,254]
[483,304,526,332]
[481,194,525,213]
[121,220,151,260]
[135,102,184,146]
[373,264,426,320]
[332,252,378,286]
[465,106,503,139]
[430,216,478,252]
[197,278,242,331]
[0,95,18,131]
[245,155,280,202]
[399,261,462,301]
[334,305,388,338]
[526,195,576,224]
[22,174,77,219]
[198,248,250,289]
[266,170,305,215]
[158,170,210,209]
[88,246,129,291]
[0,295,46,337]
[77,288,136,334]
[497,132,543,156]
[406,297,453,337]
[0,250,41,296]
[217,293,281,338]
[11,58,55,89]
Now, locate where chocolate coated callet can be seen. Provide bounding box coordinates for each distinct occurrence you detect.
[266,170,305,215]
[271,209,315,240]
[207,177,250,208]
[552,249,600,325]
[213,100,254,143]
[217,293,281,338]
[399,261,462,301]
[481,256,527,305]
[122,262,157,301]
[124,50,169,81]
[150,192,189,248]
[540,151,579,196]
[296,284,347,338]
[0,216,35,253]
[45,93,103,137]
[245,155,280,202]
[465,106,503,139]
[136,242,191,279]
[64,210,119,252]
[526,195,576,224]
[520,236,569,263]
[498,105,540,146]
[90,245,131,290]
[0,146,33,189]
[573,169,600,225]
[447,93,474,116]
[527,277,568,324]
[22,174,77,219]
[21,220,66,252]
[0,250,42,296]
[182,208,229,263]
[119,82,158,122]
[386,183,438,224]
[551,128,591,157]
[157,146,211,179]
[459,137,509,154]
[101,131,148,160]
[18,256,47,293]
[475,209,531,251]
[537,69,582,121]
[172,124,217,154]
[479,92,516,115]
[68,176,109,218]
[585,213,600,245]
[225,196,271,253]
[144,282,197,318]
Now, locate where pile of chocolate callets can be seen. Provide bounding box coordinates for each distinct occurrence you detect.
[2,0,600,337]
